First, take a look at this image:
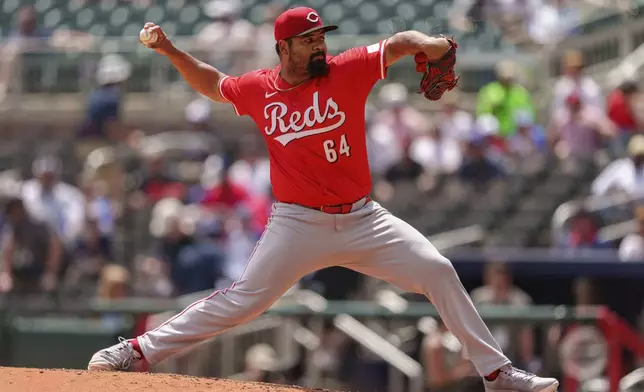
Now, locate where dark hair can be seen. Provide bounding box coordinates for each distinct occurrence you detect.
[4,197,25,215]
[274,38,292,56]
[620,81,638,95]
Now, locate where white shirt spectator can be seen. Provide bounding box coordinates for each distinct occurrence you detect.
[550,102,615,158]
[618,233,644,261]
[222,224,256,286]
[198,0,254,74]
[410,132,463,173]
[528,1,580,45]
[436,109,474,141]
[592,135,644,197]
[366,122,405,177]
[591,157,644,197]
[553,76,603,112]
[228,158,271,196]
[22,179,85,246]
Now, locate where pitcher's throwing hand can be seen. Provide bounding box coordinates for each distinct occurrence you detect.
[139,23,172,55]
[89,8,558,392]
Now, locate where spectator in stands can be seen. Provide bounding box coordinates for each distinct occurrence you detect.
[367,83,429,177]
[152,212,224,296]
[230,343,286,383]
[81,179,116,239]
[201,164,251,212]
[421,319,481,392]
[409,122,463,175]
[228,135,271,197]
[475,114,507,165]
[470,262,537,372]
[130,153,185,207]
[373,141,433,202]
[197,0,255,75]
[476,60,535,138]
[591,134,644,197]
[552,51,603,112]
[435,92,474,144]
[185,95,214,133]
[508,110,548,158]
[221,208,260,287]
[64,218,112,296]
[78,54,132,145]
[21,156,86,248]
[458,134,506,186]
[96,264,130,329]
[618,205,644,262]
[528,0,580,45]
[548,92,616,159]
[564,207,609,249]
[0,6,93,100]
[607,79,642,155]
[0,197,63,295]
[544,277,602,382]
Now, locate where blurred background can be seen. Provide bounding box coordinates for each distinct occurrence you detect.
[0,0,644,392]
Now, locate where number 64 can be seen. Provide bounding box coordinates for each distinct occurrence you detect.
[323,134,351,163]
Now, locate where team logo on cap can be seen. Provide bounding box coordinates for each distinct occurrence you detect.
[306,12,320,22]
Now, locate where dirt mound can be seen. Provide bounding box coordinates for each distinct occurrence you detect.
[0,367,332,392]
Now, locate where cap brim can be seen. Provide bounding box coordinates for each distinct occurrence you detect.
[294,25,338,38]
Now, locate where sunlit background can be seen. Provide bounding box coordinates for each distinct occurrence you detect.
[0,1,644,392]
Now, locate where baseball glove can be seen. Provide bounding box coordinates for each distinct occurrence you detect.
[414,36,459,101]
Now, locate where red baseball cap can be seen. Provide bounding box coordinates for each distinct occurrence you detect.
[274,7,337,42]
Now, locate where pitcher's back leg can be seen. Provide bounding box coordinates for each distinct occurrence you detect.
[89,205,340,369]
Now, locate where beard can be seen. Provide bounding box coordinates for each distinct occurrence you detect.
[307,51,329,77]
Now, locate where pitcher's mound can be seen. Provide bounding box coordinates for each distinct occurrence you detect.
[0,367,333,392]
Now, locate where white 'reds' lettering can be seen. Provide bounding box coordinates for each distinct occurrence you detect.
[263,92,347,146]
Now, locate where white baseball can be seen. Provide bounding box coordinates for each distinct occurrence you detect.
[139,28,157,45]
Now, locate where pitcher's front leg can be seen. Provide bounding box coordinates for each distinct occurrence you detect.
[342,204,559,392]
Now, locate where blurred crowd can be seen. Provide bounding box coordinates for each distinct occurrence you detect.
[451,0,631,46]
[0,2,644,390]
[1,27,644,299]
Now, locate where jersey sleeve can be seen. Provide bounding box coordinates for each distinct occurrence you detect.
[333,39,389,87]
[217,71,259,117]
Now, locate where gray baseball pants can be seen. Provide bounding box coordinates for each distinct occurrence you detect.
[137,199,510,376]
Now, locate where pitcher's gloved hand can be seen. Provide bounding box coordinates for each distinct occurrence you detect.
[415,36,460,101]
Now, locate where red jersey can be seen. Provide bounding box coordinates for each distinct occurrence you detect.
[218,39,389,207]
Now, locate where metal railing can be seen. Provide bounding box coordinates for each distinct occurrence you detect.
[551,193,644,246]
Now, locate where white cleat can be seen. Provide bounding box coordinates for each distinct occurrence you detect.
[484,365,559,392]
[88,337,142,371]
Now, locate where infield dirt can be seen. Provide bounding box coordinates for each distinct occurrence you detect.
[0,367,335,392]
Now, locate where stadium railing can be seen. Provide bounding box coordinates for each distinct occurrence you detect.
[551,193,644,245]
[2,292,643,392]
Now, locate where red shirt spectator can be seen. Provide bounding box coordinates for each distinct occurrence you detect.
[245,194,272,235]
[607,81,639,131]
[201,178,250,210]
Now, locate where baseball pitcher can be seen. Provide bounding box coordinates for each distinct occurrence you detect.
[88,7,558,392]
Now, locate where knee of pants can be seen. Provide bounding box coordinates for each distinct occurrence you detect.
[413,252,459,286]
[207,292,274,327]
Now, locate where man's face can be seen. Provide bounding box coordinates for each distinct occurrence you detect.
[566,64,583,78]
[638,219,644,236]
[487,267,510,291]
[499,77,513,88]
[18,7,37,36]
[282,30,328,77]
[38,171,57,190]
